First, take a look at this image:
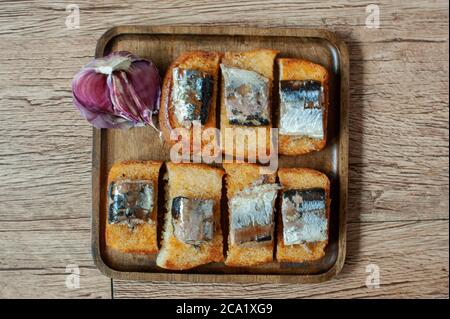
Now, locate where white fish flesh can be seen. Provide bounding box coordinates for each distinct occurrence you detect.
[171,67,213,128]
[279,80,325,139]
[229,183,280,245]
[221,64,270,126]
[171,196,215,245]
[281,188,327,245]
[108,180,154,229]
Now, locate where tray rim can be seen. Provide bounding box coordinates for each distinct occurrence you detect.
[91,25,349,283]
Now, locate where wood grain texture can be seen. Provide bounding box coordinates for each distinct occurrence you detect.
[0,0,448,298]
[114,220,449,298]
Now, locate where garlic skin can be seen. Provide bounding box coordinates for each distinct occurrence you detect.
[72,51,161,129]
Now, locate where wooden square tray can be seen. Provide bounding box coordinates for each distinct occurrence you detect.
[92,25,349,283]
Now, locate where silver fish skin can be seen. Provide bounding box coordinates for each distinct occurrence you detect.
[221,64,270,126]
[171,196,215,245]
[230,183,280,245]
[108,180,154,229]
[171,67,213,128]
[279,80,325,139]
[281,188,327,245]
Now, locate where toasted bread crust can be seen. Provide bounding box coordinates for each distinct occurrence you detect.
[159,51,222,154]
[220,49,279,160]
[277,58,329,155]
[223,163,277,267]
[223,49,278,80]
[156,162,224,270]
[105,160,163,254]
[278,58,329,82]
[276,168,330,262]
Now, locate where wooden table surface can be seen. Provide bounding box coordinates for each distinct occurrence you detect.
[0,0,448,299]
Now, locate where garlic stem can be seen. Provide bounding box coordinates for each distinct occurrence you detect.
[94,56,132,75]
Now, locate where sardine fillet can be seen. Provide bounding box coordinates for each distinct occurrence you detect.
[278,58,329,155]
[276,167,331,263]
[156,162,224,270]
[223,163,278,267]
[105,160,163,254]
[220,49,279,160]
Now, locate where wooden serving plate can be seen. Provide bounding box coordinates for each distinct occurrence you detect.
[92,25,349,283]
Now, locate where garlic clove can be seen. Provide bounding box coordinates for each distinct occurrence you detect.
[127,60,161,124]
[108,70,144,123]
[108,60,161,126]
[72,69,113,114]
[72,92,133,129]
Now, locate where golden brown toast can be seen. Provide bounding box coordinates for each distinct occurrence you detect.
[105,160,162,254]
[277,58,329,155]
[276,168,330,262]
[156,162,224,270]
[223,163,277,267]
[220,49,279,160]
[159,51,222,154]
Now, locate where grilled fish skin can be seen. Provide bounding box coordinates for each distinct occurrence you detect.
[279,80,325,139]
[171,196,215,245]
[281,188,327,245]
[221,64,270,126]
[171,67,213,128]
[108,180,154,229]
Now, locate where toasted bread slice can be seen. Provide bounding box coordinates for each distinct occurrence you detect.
[220,49,279,160]
[159,51,222,155]
[277,58,329,155]
[105,160,162,254]
[156,162,224,270]
[276,168,330,262]
[223,163,278,267]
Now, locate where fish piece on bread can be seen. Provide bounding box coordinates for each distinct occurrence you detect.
[276,168,330,262]
[220,49,279,160]
[159,51,222,154]
[277,58,329,155]
[156,162,224,270]
[223,163,279,267]
[105,160,162,254]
